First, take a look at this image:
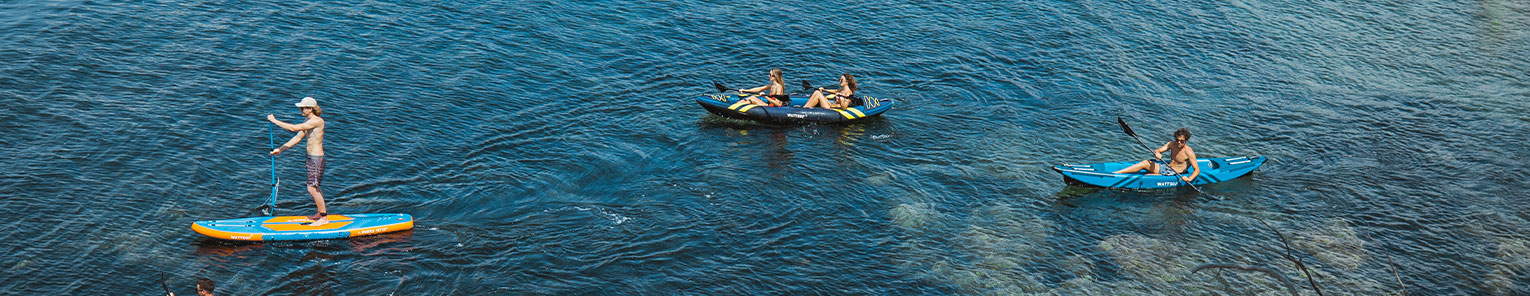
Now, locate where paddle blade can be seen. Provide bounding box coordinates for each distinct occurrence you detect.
[1117,117,1138,138]
[712,82,730,93]
[801,80,814,92]
[258,182,278,216]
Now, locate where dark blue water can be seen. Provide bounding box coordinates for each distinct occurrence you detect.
[3,0,1529,295]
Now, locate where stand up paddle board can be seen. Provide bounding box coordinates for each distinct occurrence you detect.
[192,213,413,241]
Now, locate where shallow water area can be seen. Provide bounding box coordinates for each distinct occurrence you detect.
[2,0,1529,294]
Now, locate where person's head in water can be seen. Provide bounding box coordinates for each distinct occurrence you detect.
[839,73,859,91]
[768,68,784,86]
[196,278,214,296]
[295,97,322,117]
[1173,128,1191,145]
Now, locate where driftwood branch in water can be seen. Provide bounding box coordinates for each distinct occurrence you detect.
[1262,220,1325,296]
[1191,264,1301,296]
[1383,247,1407,295]
[1361,231,1408,296]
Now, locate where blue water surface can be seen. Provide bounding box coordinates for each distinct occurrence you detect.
[2,0,1529,295]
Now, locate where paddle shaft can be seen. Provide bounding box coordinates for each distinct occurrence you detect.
[160,275,170,296]
[712,82,778,117]
[269,125,276,185]
[1118,118,1216,196]
[262,125,279,215]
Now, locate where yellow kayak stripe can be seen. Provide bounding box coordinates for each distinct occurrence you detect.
[846,108,866,118]
[728,101,750,110]
[738,105,758,113]
[835,109,855,119]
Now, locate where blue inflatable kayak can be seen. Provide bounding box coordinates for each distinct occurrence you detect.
[695,92,894,124]
[192,213,413,241]
[1052,156,1265,189]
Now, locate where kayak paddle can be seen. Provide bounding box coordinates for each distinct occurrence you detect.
[1117,117,1222,200]
[799,80,839,94]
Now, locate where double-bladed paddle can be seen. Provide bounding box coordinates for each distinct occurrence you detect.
[712,81,734,93]
[714,80,830,95]
[1117,117,1222,200]
[800,80,840,94]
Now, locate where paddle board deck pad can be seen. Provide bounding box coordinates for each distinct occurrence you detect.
[1052,156,1265,189]
[192,213,413,241]
[695,92,894,124]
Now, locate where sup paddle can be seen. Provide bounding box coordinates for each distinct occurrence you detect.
[1117,117,1222,200]
[800,80,839,93]
[256,125,280,216]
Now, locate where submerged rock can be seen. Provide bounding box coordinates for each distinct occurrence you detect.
[932,263,1048,295]
[1099,233,1199,284]
[908,204,1062,295]
[864,170,895,186]
[963,205,1055,260]
[1291,219,1367,271]
[969,205,1055,237]
[1484,238,1530,295]
[1061,254,1094,280]
[890,203,938,229]
[1495,238,1530,269]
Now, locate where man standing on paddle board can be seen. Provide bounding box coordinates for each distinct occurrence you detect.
[1113,128,1201,182]
[267,97,330,226]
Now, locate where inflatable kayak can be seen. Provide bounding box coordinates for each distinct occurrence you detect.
[192,213,413,241]
[695,92,894,124]
[1052,156,1265,189]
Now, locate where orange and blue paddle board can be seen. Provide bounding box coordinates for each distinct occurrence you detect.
[192,213,413,241]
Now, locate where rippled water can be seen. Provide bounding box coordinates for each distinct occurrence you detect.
[3,0,1529,295]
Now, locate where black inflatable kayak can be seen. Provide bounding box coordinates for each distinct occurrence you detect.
[694,92,894,124]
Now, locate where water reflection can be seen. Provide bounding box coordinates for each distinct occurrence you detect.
[762,128,793,178]
[191,230,415,264]
[1052,185,1103,201]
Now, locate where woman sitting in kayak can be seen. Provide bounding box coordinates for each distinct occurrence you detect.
[739,68,791,107]
[803,73,860,109]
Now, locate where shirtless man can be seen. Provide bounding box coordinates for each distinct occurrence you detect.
[1113,128,1200,182]
[164,278,215,296]
[267,97,330,226]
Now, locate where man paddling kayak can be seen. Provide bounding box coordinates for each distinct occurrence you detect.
[267,97,330,226]
[1112,128,1200,182]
